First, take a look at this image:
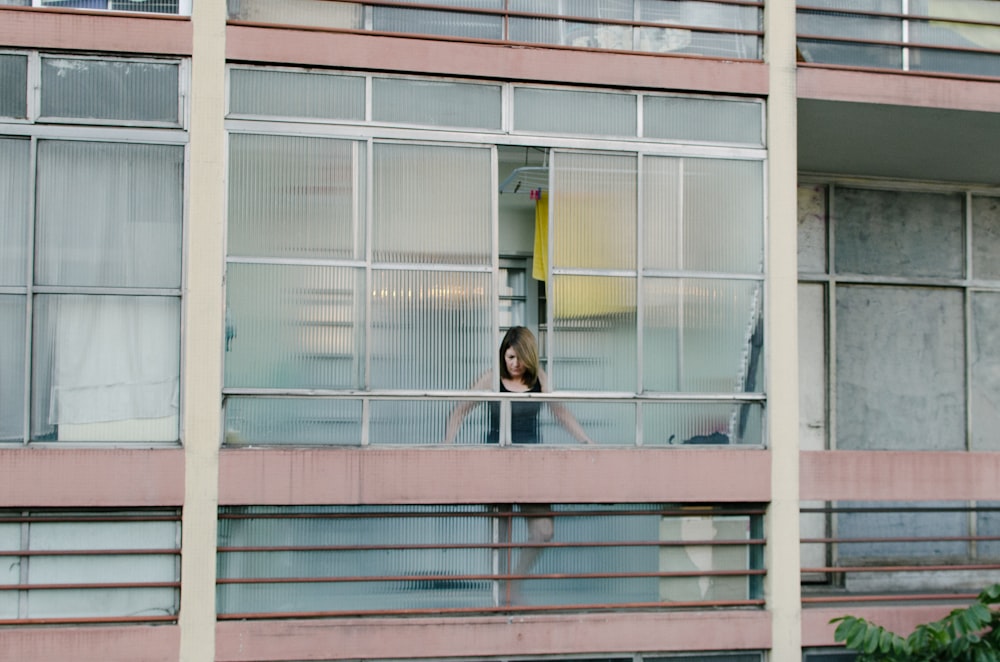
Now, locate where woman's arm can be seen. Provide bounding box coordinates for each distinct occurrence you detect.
[443,371,493,444]
[538,369,595,445]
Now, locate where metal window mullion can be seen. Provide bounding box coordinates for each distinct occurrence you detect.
[362,138,375,445]
[676,158,686,390]
[635,153,644,447]
[546,150,556,390]
[21,136,38,445]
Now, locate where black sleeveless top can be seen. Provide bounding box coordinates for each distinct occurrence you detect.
[487,380,543,444]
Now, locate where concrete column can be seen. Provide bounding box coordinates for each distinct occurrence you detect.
[178,0,227,659]
[764,0,803,660]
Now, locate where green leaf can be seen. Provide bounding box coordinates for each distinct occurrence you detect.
[846,619,871,650]
[863,625,882,654]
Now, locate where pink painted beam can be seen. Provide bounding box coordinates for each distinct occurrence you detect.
[0,625,179,662]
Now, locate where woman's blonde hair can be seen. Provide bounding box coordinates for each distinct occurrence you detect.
[498,326,539,386]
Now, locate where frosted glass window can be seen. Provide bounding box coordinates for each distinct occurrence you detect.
[539,400,634,446]
[0,53,27,119]
[224,396,362,446]
[228,0,362,26]
[369,269,493,390]
[372,3,503,39]
[551,152,637,271]
[638,0,761,59]
[0,137,30,286]
[225,263,365,390]
[643,96,762,146]
[0,296,26,443]
[372,77,502,130]
[373,143,492,265]
[798,184,828,274]
[229,69,365,121]
[643,402,762,446]
[834,188,964,278]
[971,292,1000,451]
[972,196,1000,280]
[514,87,637,137]
[40,58,179,124]
[643,157,764,274]
[798,283,827,451]
[370,399,485,445]
[508,18,635,49]
[549,276,636,392]
[642,278,763,394]
[35,141,183,289]
[228,134,365,260]
[31,295,180,442]
[509,0,632,20]
[835,285,965,450]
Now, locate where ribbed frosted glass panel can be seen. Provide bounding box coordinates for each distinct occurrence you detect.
[508,18,636,49]
[797,9,903,68]
[642,277,763,393]
[509,0,631,20]
[799,283,827,451]
[26,515,179,619]
[0,296,26,443]
[0,522,17,618]
[971,293,1000,451]
[373,143,492,265]
[228,0,362,27]
[372,77,502,130]
[973,196,1000,279]
[836,285,965,450]
[110,0,180,13]
[217,506,493,615]
[514,87,637,136]
[229,134,365,260]
[225,263,365,389]
[798,184,828,274]
[644,157,763,274]
[229,69,365,120]
[0,138,29,286]
[369,269,492,390]
[910,48,1000,78]
[224,396,362,446]
[639,0,761,59]
[0,54,27,118]
[549,276,636,392]
[643,401,762,446]
[539,400,633,446]
[643,96,762,146]
[551,152,637,270]
[834,187,964,278]
[40,58,179,123]
[370,399,485,445]
[31,295,180,442]
[35,141,183,288]
[372,4,503,39]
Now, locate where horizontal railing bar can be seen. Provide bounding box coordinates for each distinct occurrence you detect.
[218,599,766,619]
[800,506,1000,514]
[0,614,178,626]
[217,569,766,585]
[0,549,179,557]
[218,539,766,553]
[0,515,181,523]
[802,535,1000,544]
[222,388,766,403]
[797,5,1000,29]
[796,60,1000,84]
[218,508,766,520]
[0,582,181,591]
[802,563,1000,574]
[802,593,978,604]
[797,32,1000,56]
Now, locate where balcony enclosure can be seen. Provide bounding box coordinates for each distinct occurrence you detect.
[222,68,767,448]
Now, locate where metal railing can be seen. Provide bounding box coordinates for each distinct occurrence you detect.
[217,504,766,618]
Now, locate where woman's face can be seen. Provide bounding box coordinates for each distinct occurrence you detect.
[504,347,524,379]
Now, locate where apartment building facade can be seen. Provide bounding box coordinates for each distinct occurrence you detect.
[2,0,1000,660]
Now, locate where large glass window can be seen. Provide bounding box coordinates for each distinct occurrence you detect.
[0,52,185,445]
[224,69,766,447]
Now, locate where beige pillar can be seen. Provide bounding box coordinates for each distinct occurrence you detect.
[179,0,227,659]
[764,0,802,660]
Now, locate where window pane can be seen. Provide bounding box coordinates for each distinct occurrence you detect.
[229,69,365,121]
[642,402,763,446]
[0,137,30,286]
[972,195,1000,280]
[643,96,762,146]
[372,77,502,130]
[371,399,479,445]
[643,157,763,274]
[225,263,365,390]
[35,141,184,288]
[224,396,362,446]
[514,88,637,137]
[0,53,28,119]
[0,296,26,443]
[550,276,636,392]
[228,134,365,260]
[373,143,492,265]
[642,278,763,394]
[798,184,828,273]
[369,269,493,390]
[798,283,827,451]
[110,0,180,13]
[971,292,1000,451]
[228,0,362,27]
[31,295,180,442]
[551,152,637,271]
[40,57,179,124]
[835,285,965,450]
[372,5,503,39]
[540,399,632,446]
[834,187,964,278]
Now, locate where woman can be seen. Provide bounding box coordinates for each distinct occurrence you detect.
[443,326,594,602]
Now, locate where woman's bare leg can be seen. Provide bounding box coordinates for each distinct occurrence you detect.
[509,504,553,603]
